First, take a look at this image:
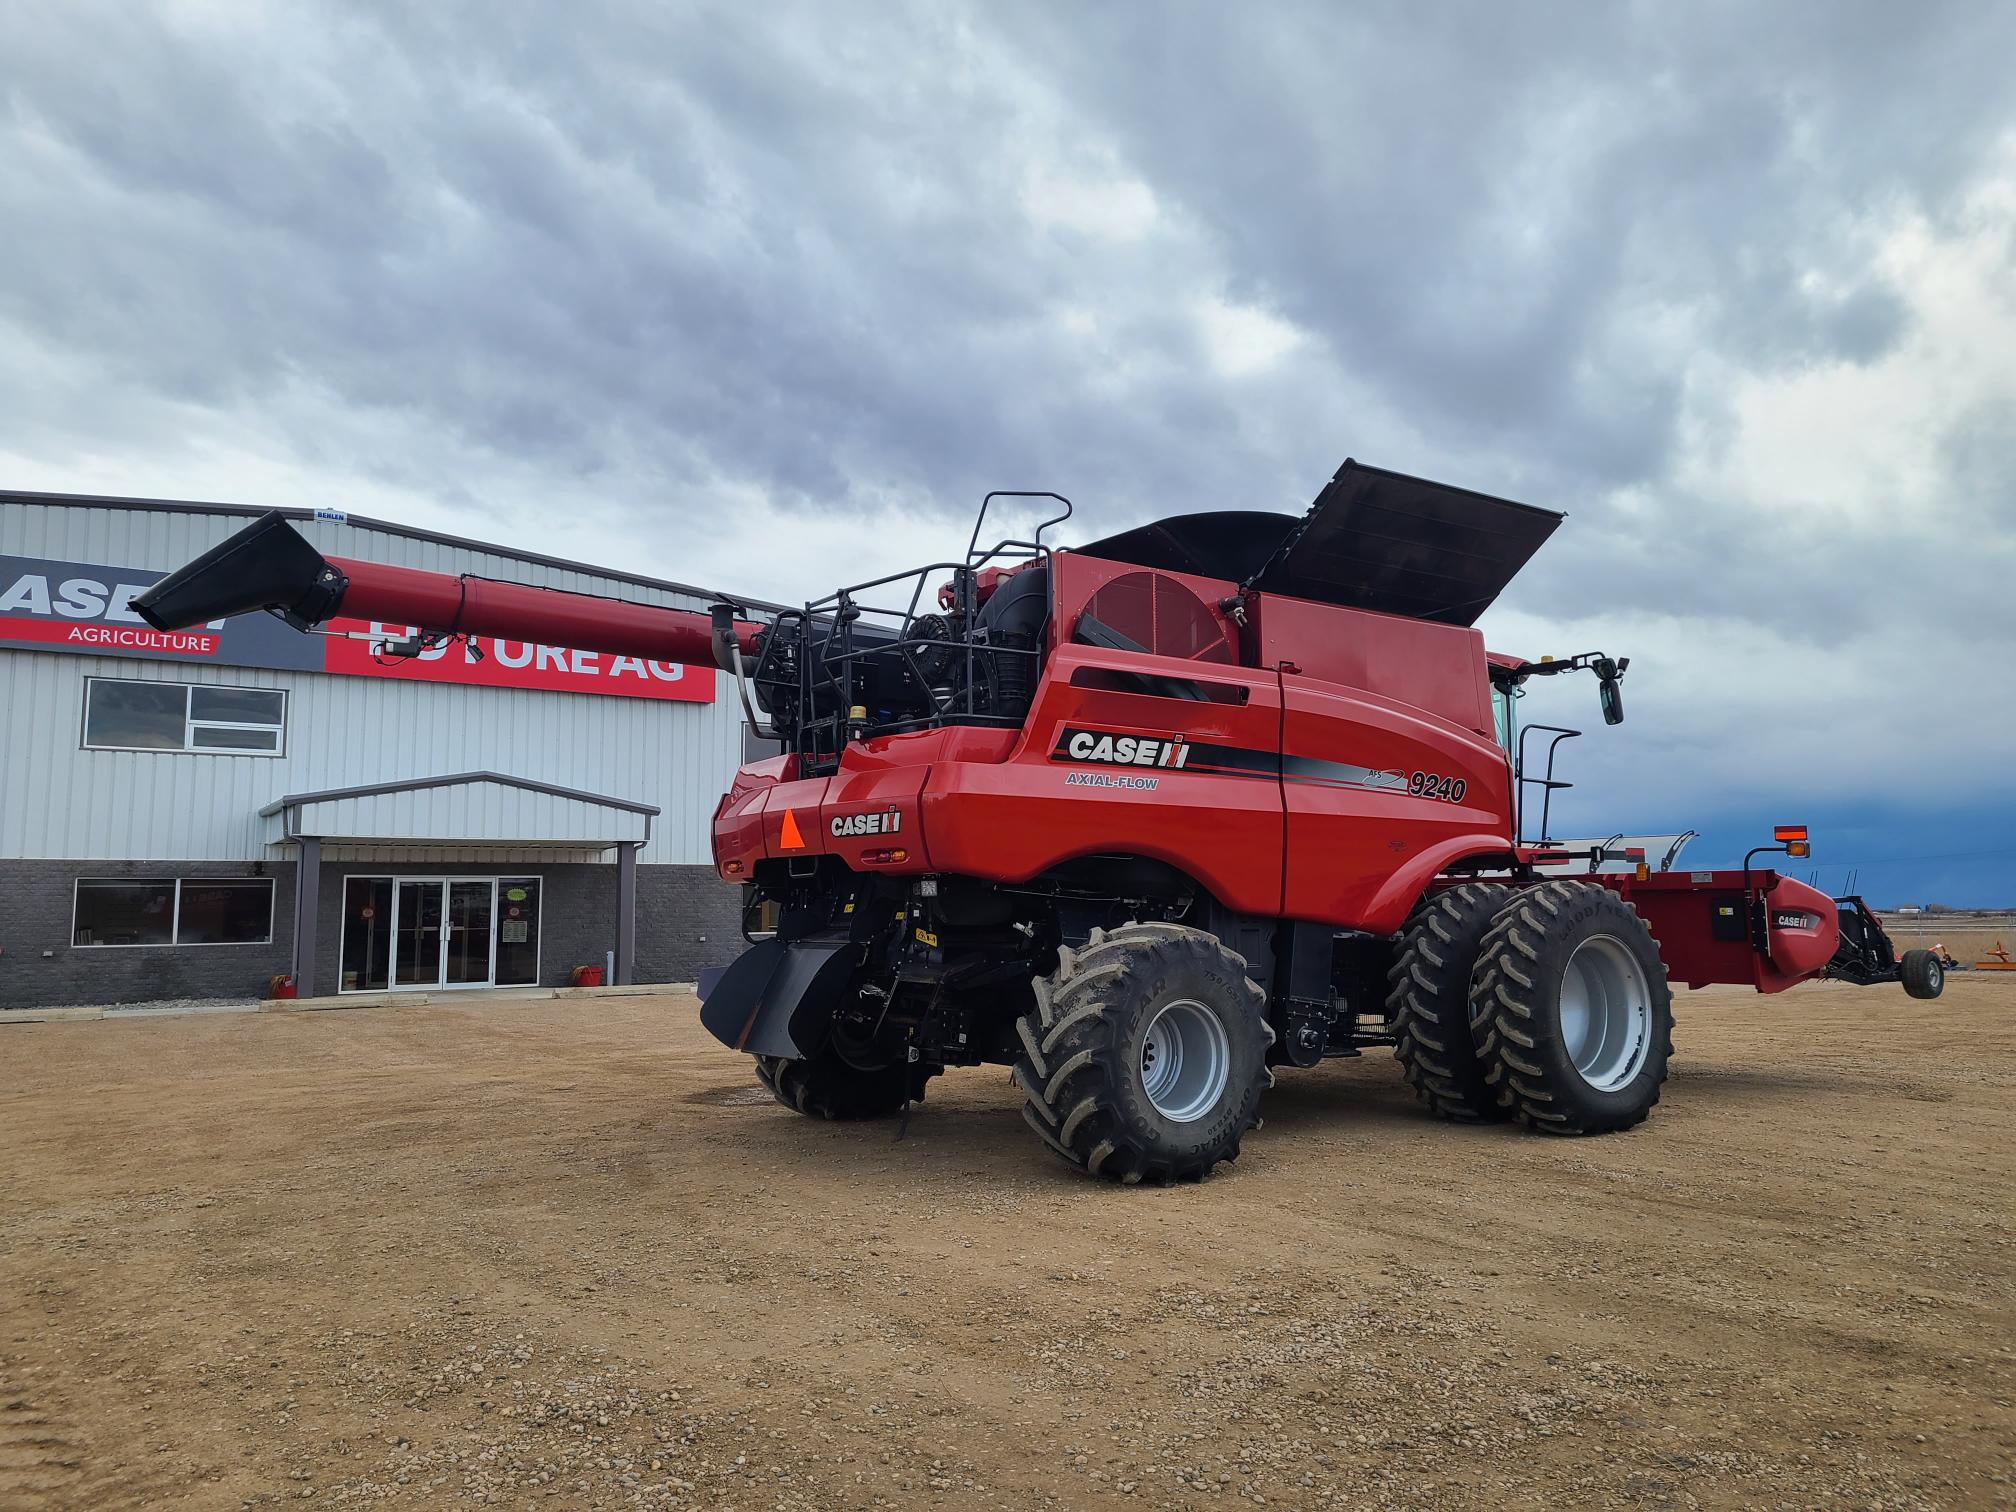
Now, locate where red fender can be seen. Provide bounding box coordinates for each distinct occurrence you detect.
[1358,834,1513,935]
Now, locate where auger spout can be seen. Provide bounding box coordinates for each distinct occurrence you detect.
[129,511,761,669]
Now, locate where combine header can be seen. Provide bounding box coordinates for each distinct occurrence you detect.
[133,461,1943,1182]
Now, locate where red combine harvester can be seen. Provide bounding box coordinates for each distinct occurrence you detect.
[132,461,1943,1182]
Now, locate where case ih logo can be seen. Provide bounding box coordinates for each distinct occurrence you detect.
[832,808,902,838]
[1052,726,1191,769]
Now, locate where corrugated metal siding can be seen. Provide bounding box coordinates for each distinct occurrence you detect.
[321,844,614,865]
[1,503,745,863]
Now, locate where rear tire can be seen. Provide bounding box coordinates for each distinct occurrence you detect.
[1471,881,1674,1134]
[754,1049,937,1121]
[1013,923,1272,1183]
[1388,883,1513,1122]
[1900,948,1945,1000]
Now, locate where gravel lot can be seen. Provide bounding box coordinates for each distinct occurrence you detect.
[2,977,2012,1509]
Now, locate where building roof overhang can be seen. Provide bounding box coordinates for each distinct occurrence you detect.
[261,771,659,848]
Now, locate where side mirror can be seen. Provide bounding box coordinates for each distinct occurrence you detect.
[1599,675,1624,725]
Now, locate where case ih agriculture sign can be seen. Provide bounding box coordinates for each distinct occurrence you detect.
[0,552,714,703]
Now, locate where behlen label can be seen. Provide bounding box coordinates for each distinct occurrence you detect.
[1051,727,1191,769]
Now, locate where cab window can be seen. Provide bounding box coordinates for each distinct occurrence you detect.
[1492,685,1517,754]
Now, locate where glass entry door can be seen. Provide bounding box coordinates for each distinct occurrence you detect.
[445,880,496,986]
[343,873,540,993]
[394,880,445,988]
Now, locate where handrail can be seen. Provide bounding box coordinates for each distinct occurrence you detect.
[1742,844,1781,961]
[743,491,1074,768]
[1513,723,1581,845]
[967,491,1073,564]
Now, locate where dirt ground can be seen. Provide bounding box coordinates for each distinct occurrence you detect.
[2,979,2012,1511]
[1879,916,2016,966]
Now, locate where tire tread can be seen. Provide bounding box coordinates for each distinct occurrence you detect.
[1387,883,1513,1122]
[1470,880,1675,1135]
[1012,923,1270,1183]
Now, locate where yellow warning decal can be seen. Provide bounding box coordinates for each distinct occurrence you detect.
[914,928,939,947]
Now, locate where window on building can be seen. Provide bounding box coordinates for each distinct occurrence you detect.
[495,878,541,986]
[175,880,277,944]
[72,877,275,947]
[341,878,394,992]
[72,880,177,946]
[82,678,286,754]
[82,682,186,750]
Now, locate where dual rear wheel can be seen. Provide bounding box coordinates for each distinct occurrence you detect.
[1391,880,1674,1134]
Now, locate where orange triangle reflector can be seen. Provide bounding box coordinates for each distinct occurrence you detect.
[778,808,807,851]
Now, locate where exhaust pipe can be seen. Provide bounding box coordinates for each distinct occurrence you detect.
[130,512,349,632]
[130,510,764,670]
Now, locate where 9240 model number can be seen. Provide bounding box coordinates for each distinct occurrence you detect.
[1409,771,1467,803]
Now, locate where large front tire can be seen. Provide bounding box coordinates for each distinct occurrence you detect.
[1470,882,1674,1134]
[1388,882,1512,1122]
[1013,923,1273,1183]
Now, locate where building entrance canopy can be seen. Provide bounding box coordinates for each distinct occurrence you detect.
[260,770,657,850]
[259,772,660,997]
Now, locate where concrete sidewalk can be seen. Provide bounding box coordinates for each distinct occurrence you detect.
[1,981,696,1024]
[259,981,691,1012]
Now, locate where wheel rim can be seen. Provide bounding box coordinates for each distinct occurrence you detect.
[1139,997,1231,1122]
[1927,960,1943,992]
[1557,934,1653,1092]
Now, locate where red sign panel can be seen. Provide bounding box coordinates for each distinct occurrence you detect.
[0,615,225,658]
[323,619,711,702]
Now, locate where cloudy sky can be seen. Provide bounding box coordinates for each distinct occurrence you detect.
[4,1,2013,903]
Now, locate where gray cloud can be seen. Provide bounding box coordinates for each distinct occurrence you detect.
[3,0,2014,817]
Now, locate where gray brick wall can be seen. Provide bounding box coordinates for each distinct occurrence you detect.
[0,858,295,1009]
[636,866,745,983]
[1,856,741,1009]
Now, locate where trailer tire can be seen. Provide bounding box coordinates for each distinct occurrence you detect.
[1388,882,1513,1122]
[1471,881,1674,1135]
[1900,948,1945,1000]
[1013,923,1272,1183]
[753,1050,937,1121]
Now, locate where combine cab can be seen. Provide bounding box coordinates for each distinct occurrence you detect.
[134,459,1937,1183]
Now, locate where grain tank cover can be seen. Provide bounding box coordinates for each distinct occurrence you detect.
[1073,509,1299,584]
[1245,459,1562,626]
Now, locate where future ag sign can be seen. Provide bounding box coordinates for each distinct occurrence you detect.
[0,552,713,704]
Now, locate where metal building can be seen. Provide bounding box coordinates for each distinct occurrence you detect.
[1,489,749,1010]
